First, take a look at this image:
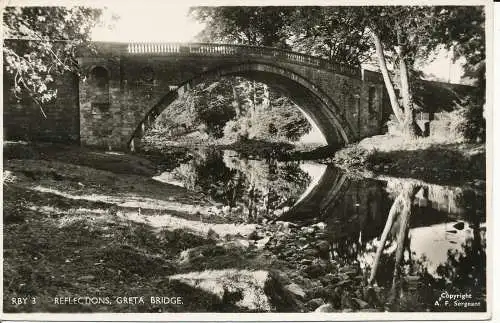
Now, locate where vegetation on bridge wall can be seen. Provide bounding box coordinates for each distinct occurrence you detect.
[3,70,80,143]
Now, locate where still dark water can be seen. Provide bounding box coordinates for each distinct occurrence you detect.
[152,148,486,311]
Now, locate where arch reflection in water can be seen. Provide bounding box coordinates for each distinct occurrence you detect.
[153,150,485,311]
[153,148,317,222]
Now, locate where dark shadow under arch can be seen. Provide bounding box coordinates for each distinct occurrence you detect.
[128,62,356,149]
[278,165,350,223]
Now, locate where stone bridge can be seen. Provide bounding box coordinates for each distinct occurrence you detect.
[79,42,387,150]
[4,41,390,150]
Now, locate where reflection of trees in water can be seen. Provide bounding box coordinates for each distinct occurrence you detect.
[169,152,486,311]
[361,180,485,311]
[323,178,390,267]
[170,149,311,222]
[223,151,311,221]
[172,149,243,206]
[319,176,486,311]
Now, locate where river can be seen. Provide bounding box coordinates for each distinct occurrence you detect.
[149,147,486,311]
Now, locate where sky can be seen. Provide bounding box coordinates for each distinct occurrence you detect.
[91,3,205,43]
[91,3,466,84]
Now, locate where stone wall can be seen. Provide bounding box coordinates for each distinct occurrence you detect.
[78,57,123,148]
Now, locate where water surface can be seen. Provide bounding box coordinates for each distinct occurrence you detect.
[153,148,486,311]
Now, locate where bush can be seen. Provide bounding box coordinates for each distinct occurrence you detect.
[332,145,372,168]
[386,98,485,144]
[459,101,485,143]
[386,115,404,137]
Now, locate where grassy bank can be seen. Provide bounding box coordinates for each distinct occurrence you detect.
[327,134,485,186]
[2,142,251,312]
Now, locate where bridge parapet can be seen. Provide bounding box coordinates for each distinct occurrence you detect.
[125,42,361,78]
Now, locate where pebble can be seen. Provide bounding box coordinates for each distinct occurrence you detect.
[207,228,220,240]
[315,232,327,239]
[303,249,319,257]
[306,298,325,310]
[77,275,96,282]
[316,240,330,253]
[247,230,260,240]
[255,236,270,248]
[285,283,306,299]
[314,303,335,312]
[305,263,326,278]
[313,222,327,230]
[301,259,313,265]
[352,297,369,309]
[320,273,339,285]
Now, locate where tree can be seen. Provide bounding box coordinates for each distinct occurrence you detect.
[189,6,291,48]
[355,7,432,137]
[429,6,485,92]
[190,6,372,66]
[430,6,486,142]
[286,7,372,66]
[3,6,108,116]
[273,6,485,139]
[189,7,313,142]
[357,6,485,138]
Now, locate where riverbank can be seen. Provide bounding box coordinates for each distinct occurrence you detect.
[141,130,323,160]
[325,134,485,187]
[3,141,486,313]
[3,142,386,312]
[3,142,237,312]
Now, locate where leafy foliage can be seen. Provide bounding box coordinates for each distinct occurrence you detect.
[150,76,311,143]
[189,7,291,48]
[189,6,372,66]
[3,6,107,113]
[428,6,486,142]
[458,100,486,143]
[223,85,311,142]
[285,7,372,66]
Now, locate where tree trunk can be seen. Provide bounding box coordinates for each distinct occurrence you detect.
[389,183,419,305]
[369,29,404,123]
[232,84,241,117]
[389,203,410,306]
[252,81,257,119]
[262,84,270,110]
[368,193,404,285]
[398,54,420,138]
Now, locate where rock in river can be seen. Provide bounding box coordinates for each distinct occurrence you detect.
[285,283,306,299]
[315,303,336,312]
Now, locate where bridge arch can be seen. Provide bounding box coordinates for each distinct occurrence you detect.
[129,62,356,149]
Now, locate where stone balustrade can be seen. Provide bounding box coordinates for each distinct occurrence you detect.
[126,42,360,77]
